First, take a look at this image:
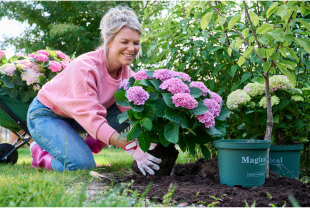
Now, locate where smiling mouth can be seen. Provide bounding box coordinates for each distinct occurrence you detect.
[123,53,134,58]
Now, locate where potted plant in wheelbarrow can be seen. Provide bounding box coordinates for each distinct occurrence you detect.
[227,75,309,179]
[114,69,230,176]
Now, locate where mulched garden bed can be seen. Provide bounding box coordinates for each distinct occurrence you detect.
[116,158,310,207]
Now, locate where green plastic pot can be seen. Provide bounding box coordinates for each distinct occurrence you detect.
[214,139,270,188]
[269,144,303,178]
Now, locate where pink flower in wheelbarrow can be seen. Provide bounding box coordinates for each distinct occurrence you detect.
[172,93,198,109]
[134,69,150,80]
[153,69,174,82]
[126,86,150,105]
[160,78,190,94]
[34,54,49,62]
[48,61,62,72]
[195,111,215,128]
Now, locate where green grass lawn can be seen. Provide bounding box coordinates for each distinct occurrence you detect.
[0,146,190,207]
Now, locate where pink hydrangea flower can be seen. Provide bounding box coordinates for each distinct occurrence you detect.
[48,61,62,72]
[173,71,191,82]
[203,98,221,117]
[60,61,69,69]
[195,111,215,128]
[21,69,42,85]
[16,54,24,57]
[16,59,34,68]
[160,78,190,94]
[210,92,222,105]
[153,69,174,82]
[28,53,35,57]
[34,54,49,62]
[33,84,41,91]
[189,81,210,96]
[36,50,49,57]
[133,69,150,80]
[172,93,198,109]
[64,56,71,61]
[119,78,130,90]
[56,50,67,59]
[4,65,16,76]
[0,50,5,59]
[32,64,40,73]
[126,86,149,105]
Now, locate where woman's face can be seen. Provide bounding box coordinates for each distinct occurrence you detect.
[107,26,140,70]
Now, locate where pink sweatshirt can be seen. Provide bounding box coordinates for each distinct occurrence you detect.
[37,48,134,145]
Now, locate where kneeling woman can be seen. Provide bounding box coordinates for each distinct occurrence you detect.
[27,6,161,175]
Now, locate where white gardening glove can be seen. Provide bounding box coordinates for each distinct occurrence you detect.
[124,140,162,176]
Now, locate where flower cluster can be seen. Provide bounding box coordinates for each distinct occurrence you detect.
[227,89,251,110]
[172,93,198,109]
[189,81,210,96]
[119,78,130,90]
[269,75,294,92]
[291,95,304,102]
[160,78,190,94]
[153,69,174,82]
[203,98,221,117]
[259,95,280,108]
[126,86,150,105]
[244,82,265,97]
[0,48,71,102]
[195,111,215,128]
[134,69,150,81]
[173,71,191,82]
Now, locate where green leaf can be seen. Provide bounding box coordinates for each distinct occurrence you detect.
[148,92,158,100]
[263,62,271,72]
[21,91,30,102]
[284,34,294,46]
[277,4,288,18]
[290,119,304,129]
[256,23,273,34]
[298,19,310,32]
[162,93,177,109]
[217,14,227,26]
[141,117,152,131]
[128,102,144,112]
[159,132,170,147]
[183,136,196,155]
[190,87,203,98]
[276,63,296,87]
[2,76,15,88]
[138,131,151,152]
[242,28,249,39]
[148,99,166,117]
[271,52,280,60]
[149,79,163,91]
[273,114,279,123]
[127,122,142,141]
[243,46,254,58]
[14,77,23,85]
[181,116,192,129]
[267,2,279,18]
[258,34,274,45]
[200,144,211,160]
[142,104,156,120]
[139,79,153,87]
[257,48,266,58]
[249,11,260,26]
[206,126,222,137]
[230,65,238,78]
[279,47,287,57]
[164,122,180,144]
[114,91,129,106]
[238,56,245,67]
[13,69,21,77]
[117,111,128,124]
[294,38,310,54]
[240,72,251,84]
[227,40,235,56]
[6,88,18,99]
[267,29,285,42]
[164,108,184,123]
[228,14,241,30]
[285,47,299,62]
[215,108,231,121]
[128,77,135,87]
[190,102,209,115]
[201,12,213,29]
[145,71,154,79]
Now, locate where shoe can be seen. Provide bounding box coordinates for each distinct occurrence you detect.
[30,141,53,170]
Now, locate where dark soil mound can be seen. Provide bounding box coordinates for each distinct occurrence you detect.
[120,158,310,207]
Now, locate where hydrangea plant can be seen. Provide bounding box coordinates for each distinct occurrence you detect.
[0,48,72,102]
[114,69,231,158]
[227,75,310,145]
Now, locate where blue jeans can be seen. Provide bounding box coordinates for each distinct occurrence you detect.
[27,97,129,171]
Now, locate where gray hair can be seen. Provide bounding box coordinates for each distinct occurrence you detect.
[99,6,142,61]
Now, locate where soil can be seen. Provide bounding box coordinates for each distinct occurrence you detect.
[118,157,310,207]
[132,143,179,176]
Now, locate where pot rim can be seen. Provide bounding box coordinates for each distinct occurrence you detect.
[213,139,270,149]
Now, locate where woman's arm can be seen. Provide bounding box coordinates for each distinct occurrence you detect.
[109,131,126,149]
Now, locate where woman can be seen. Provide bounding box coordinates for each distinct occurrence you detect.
[27,6,161,176]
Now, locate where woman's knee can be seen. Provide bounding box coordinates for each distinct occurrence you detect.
[70,157,96,171]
